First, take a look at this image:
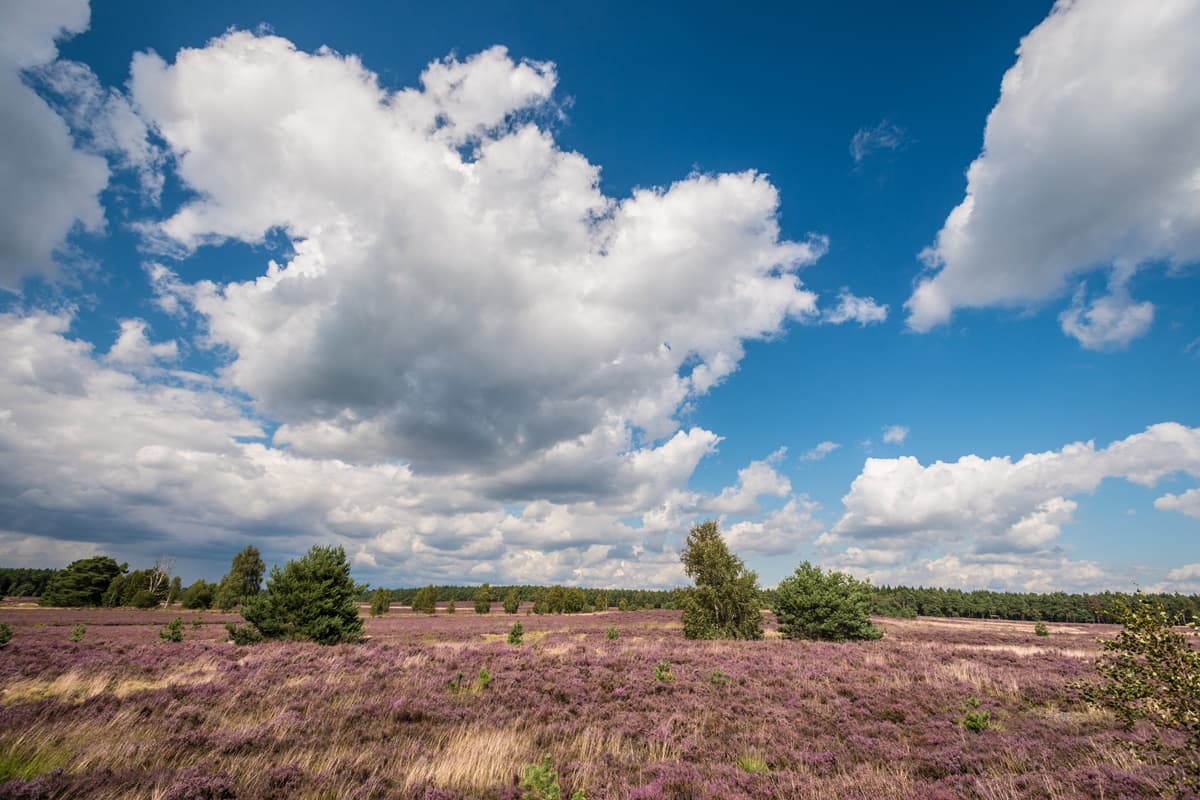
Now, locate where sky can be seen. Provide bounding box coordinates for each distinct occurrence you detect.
[1,0,1198,592]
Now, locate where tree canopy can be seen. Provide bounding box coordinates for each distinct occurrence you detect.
[240,545,363,645]
[679,520,763,640]
[773,562,882,641]
[215,546,265,610]
[39,557,126,607]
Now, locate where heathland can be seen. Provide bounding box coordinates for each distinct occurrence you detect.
[0,604,1188,799]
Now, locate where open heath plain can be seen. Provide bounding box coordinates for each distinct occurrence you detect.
[0,606,1175,799]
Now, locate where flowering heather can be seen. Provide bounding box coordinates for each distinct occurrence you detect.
[0,608,1185,798]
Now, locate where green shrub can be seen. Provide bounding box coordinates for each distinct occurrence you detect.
[215,546,265,611]
[240,545,363,645]
[448,672,466,693]
[477,667,492,690]
[160,617,184,643]
[180,579,215,610]
[411,584,437,614]
[773,562,882,641]
[503,587,521,614]
[653,661,675,684]
[679,521,763,640]
[39,556,125,607]
[192,614,203,629]
[69,624,86,643]
[605,626,619,640]
[1087,594,1200,792]
[0,623,11,646]
[508,621,524,645]
[737,755,768,773]
[446,599,456,614]
[958,696,990,733]
[519,755,585,800]
[225,622,263,646]
[474,583,493,614]
[708,668,731,687]
[369,587,391,617]
[1034,621,1049,636]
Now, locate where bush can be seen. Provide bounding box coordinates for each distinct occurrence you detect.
[39,556,125,607]
[477,667,492,690]
[411,584,437,614]
[180,579,216,610]
[68,624,86,643]
[503,588,521,614]
[679,521,763,640]
[1088,594,1200,792]
[225,622,263,646]
[0,623,11,646]
[160,617,184,643]
[474,583,493,614]
[520,755,585,800]
[773,562,882,641]
[1034,621,1049,636]
[737,755,768,773]
[708,668,731,687]
[508,622,524,645]
[369,587,391,617]
[240,545,363,645]
[446,599,456,614]
[654,661,675,684]
[605,626,619,640]
[958,697,990,733]
[215,546,265,611]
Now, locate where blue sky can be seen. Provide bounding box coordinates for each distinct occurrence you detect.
[1,0,1197,591]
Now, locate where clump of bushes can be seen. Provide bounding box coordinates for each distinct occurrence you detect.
[411,584,437,614]
[1086,594,1200,792]
[1034,621,1049,636]
[69,624,86,643]
[369,587,391,617]
[0,623,11,646]
[654,661,675,684]
[708,668,731,687]
[474,583,492,614]
[958,696,991,733]
[239,545,362,645]
[520,755,586,800]
[605,626,619,640]
[773,562,882,641]
[508,622,524,645]
[160,617,184,643]
[225,622,263,646]
[446,599,456,614]
[679,521,763,640]
[503,588,521,614]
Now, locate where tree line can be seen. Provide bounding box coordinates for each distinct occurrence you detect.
[8,551,1198,625]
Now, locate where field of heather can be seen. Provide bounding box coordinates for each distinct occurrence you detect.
[0,607,1177,799]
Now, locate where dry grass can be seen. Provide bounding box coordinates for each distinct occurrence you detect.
[2,657,222,704]
[402,725,533,791]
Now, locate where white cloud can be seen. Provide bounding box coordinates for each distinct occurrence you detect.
[1059,281,1154,350]
[833,423,1200,550]
[908,0,1200,343]
[849,119,906,165]
[705,448,790,515]
[822,290,888,326]
[800,441,840,461]
[1154,488,1200,519]
[724,498,823,556]
[0,0,109,290]
[128,32,827,474]
[104,319,179,368]
[881,424,908,445]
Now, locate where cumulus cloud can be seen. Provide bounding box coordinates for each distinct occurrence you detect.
[0,0,109,290]
[832,423,1200,553]
[849,119,906,165]
[705,449,790,515]
[1154,488,1200,519]
[822,290,888,326]
[104,319,179,368]
[881,425,908,445]
[800,441,840,461]
[908,0,1200,343]
[127,33,827,474]
[1059,281,1155,350]
[725,498,823,556]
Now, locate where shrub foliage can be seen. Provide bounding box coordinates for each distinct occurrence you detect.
[240,545,363,645]
[773,561,882,641]
[679,520,763,640]
[39,557,125,607]
[1089,594,1200,792]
